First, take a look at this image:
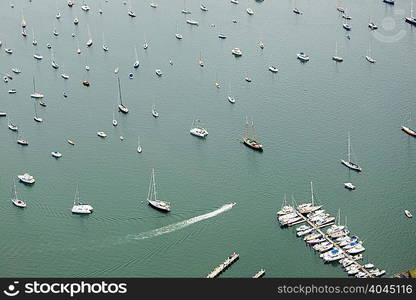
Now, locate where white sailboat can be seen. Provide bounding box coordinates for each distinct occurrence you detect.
[117,77,129,113]
[190,119,208,138]
[332,42,343,62]
[227,83,236,103]
[33,101,43,123]
[133,47,139,68]
[147,168,170,212]
[401,112,416,137]
[112,111,117,126]
[365,41,376,63]
[11,179,26,208]
[341,132,362,172]
[137,136,142,153]
[102,32,109,52]
[175,24,183,39]
[51,48,60,69]
[86,24,93,47]
[30,76,44,99]
[152,104,159,117]
[32,28,38,45]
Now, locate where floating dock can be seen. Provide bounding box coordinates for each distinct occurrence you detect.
[206,252,239,278]
[252,269,265,278]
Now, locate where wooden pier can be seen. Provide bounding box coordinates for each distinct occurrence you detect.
[206,252,239,278]
[252,269,266,278]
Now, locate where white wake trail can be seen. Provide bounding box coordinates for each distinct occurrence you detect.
[128,203,236,240]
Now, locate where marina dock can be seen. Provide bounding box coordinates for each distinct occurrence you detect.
[294,211,374,277]
[206,252,239,278]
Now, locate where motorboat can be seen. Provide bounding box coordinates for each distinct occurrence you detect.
[67,140,75,145]
[18,173,35,184]
[343,23,352,31]
[152,105,159,117]
[232,48,242,56]
[150,3,158,8]
[401,126,416,137]
[97,131,107,138]
[259,41,264,49]
[0,112,7,117]
[8,121,18,131]
[296,225,310,232]
[128,10,136,17]
[246,8,254,15]
[61,74,69,79]
[17,139,28,146]
[365,55,376,63]
[51,151,62,158]
[52,60,60,69]
[346,244,366,254]
[155,69,163,76]
[74,18,79,25]
[245,77,252,82]
[86,39,93,47]
[186,19,199,25]
[231,0,239,4]
[12,68,21,74]
[344,182,356,190]
[297,52,309,61]
[321,249,345,262]
[293,8,302,14]
[218,34,227,39]
[34,54,43,60]
[81,5,90,11]
[383,0,395,4]
[405,210,413,218]
[176,33,183,39]
[228,96,236,104]
[368,22,378,30]
[83,80,90,86]
[4,48,13,54]
[200,4,208,11]
[8,89,17,94]
[269,66,278,73]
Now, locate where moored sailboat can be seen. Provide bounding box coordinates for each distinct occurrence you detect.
[242,117,263,151]
[146,168,170,212]
[341,132,362,172]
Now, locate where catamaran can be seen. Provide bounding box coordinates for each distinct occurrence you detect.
[146,168,170,212]
[242,117,263,151]
[190,119,208,138]
[11,179,26,208]
[341,132,362,172]
[71,186,93,214]
[117,77,129,113]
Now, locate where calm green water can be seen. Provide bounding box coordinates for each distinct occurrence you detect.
[0,0,415,278]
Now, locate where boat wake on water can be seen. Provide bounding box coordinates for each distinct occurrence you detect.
[127,203,236,240]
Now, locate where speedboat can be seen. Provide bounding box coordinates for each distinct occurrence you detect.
[97,131,107,138]
[8,122,18,131]
[293,8,302,14]
[155,69,163,76]
[365,55,376,63]
[17,139,28,146]
[405,210,413,218]
[51,151,62,158]
[232,48,242,56]
[227,96,236,104]
[401,126,416,137]
[152,106,159,117]
[246,8,254,15]
[18,173,35,184]
[186,19,199,25]
[118,104,129,114]
[343,23,352,30]
[52,60,60,69]
[269,66,278,73]
[297,52,309,61]
[344,182,356,190]
[33,54,43,60]
[368,22,378,30]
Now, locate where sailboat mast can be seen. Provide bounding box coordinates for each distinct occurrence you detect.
[33,76,36,92]
[251,118,255,139]
[147,170,153,201]
[245,116,249,138]
[310,181,314,205]
[34,101,37,117]
[117,77,123,106]
[152,169,157,201]
[347,132,351,162]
